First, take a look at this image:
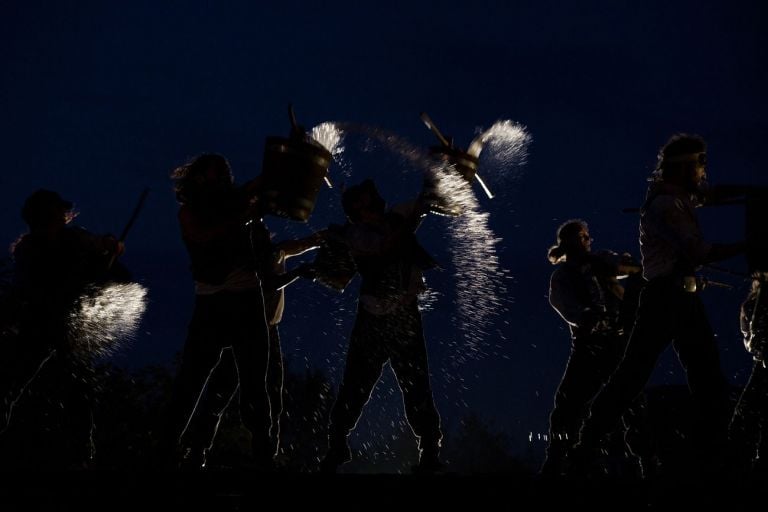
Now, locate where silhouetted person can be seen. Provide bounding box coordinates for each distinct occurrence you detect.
[314,179,443,473]
[164,154,274,469]
[179,215,321,469]
[729,273,768,472]
[1,189,124,467]
[574,134,745,475]
[541,219,644,477]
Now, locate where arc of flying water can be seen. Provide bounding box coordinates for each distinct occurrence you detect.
[307,121,508,365]
[467,120,531,178]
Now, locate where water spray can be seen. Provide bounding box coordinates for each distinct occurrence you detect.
[71,188,150,361]
[303,122,507,362]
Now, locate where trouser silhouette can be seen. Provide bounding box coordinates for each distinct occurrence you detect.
[730,361,768,469]
[165,289,272,460]
[579,277,730,464]
[327,302,442,453]
[1,322,94,467]
[183,324,283,458]
[544,331,628,468]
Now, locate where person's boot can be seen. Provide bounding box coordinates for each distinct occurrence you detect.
[539,437,570,478]
[319,434,351,474]
[752,453,768,474]
[179,446,207,471]
[153,439,183,471]
[251,434,277,472]
[565,441,608,479]
[539,453,567,478]
[412,442,444,474]
[637,454,660,480]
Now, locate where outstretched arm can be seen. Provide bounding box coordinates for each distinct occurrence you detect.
[274,231,326,259]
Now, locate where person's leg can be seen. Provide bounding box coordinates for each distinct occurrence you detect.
[389,305,442,470]
[266,325,284,452]
[542,335,619,475]
[181,347,239,467]
[163,295,226,461]
[227,290,272,466]
[729,361,763,471]
[576,283,675,462]
[621,391,659,479]
[753,364,768,471]
[0,341,56,434]
[1,310,65,432]
[323,310,388,470]
[60,354,96,468]
[672,293,730,471]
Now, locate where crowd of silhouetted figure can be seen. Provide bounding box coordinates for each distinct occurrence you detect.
[1,129,767,481]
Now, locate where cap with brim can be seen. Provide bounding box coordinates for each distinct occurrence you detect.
[21,189,74,224]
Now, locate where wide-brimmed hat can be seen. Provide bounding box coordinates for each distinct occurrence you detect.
[21,189,74,225]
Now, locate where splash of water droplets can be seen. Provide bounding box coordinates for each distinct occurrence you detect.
[314,123,512,365]
[468,120,531,170]
[310,122,350,179]
[68,282,148,360]
[310,122,345,158]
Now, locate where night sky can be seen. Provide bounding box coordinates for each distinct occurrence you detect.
[2,1,767,467]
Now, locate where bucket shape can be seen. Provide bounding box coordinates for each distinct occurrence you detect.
[260,136,331,221]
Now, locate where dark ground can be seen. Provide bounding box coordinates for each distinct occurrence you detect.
[0,470,763,511]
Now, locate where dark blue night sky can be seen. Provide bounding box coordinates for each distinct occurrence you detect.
[1,1,767,465]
